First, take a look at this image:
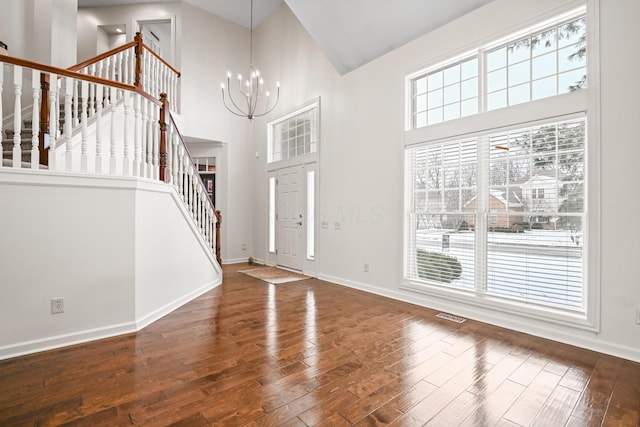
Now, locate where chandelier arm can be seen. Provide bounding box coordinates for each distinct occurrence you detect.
[222,93,253,117]
[251,88,280,119]
[222,87,251,117]
[225,77,251,115]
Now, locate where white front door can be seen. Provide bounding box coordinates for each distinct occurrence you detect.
[277,165,305,271]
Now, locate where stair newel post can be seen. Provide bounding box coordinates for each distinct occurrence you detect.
[159,93,170,183]
[215,210,222,265]
[109,86,117,175]
[133,93,141,177]
[31,70,40,169]
[134,32,143,91]
[64,77,73,171]
[95,84,103,173]
[38,73,49,166]
[123,90,131,176]
[12,65,23,168]
[47,73,58,170]
[80,80,88,172]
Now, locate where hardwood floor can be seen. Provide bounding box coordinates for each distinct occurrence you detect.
[1,263,639,426]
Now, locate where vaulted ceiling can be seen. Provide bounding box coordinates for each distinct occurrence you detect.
[78,0,494,74]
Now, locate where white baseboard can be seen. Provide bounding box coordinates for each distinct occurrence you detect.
[135,279,222,330]
[0,279,223,362]
[0,322,137,361]
[318,273,640,363]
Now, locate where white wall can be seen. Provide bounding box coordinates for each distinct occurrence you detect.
[0,170,221,360]
[135,181,221,327]
[251,1,640,362]
[0,0,76,66]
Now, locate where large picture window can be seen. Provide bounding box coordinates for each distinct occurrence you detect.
[404,5,594,323]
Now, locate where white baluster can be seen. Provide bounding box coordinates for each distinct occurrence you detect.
[140,98,148,178]
[177,145,184,200]
[123,49,129,85]
[0,61,5,167]
[133,94,141,177]
[80,80,88,172]
[123,90,131,176]
[109,86,117,175]
[95,84,103,174]
[72,80,79,127]
[31,70,40,169]
[12,66,23,168]
[64,77,73,171]
[152,103,159,180]
[88,64,95,117]
[171,129,178,185]
[48,73,58,170]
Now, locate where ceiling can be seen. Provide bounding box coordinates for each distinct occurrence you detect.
[78,0,494,74]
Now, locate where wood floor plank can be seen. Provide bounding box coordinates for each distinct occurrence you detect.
[0,263,638,426]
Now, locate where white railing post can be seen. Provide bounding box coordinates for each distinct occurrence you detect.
[141,98,148,178]
[80,80,88,172]
[133,94,141,177]
[95,84,103,174]
[31,70,40,169]
[123,90,131,176]
[88,64,95,117]
[152,102,159,180]
[72,80,79,127]
[12,65,23,168]
[109,86,117,175]
[47,73,58,170]
[64,77,73,171]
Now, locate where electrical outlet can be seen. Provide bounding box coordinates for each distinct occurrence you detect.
[241,243,247,251]
[51,298,64,314]
[364,264,369,273]
[334,221,341,230]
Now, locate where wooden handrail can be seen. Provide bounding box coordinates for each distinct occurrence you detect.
[142,42,181,77]
[0,54,135,91]
[67,40,137,72]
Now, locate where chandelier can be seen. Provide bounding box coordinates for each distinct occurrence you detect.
[220,0,280,120]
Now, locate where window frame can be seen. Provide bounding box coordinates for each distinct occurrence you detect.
[402,2,600,332]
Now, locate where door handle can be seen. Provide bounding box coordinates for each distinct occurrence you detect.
[295,221,303,226]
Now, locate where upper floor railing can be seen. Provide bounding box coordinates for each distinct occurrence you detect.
[68,32,180,113]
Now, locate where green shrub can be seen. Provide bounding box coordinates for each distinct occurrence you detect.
[416,249,462,283]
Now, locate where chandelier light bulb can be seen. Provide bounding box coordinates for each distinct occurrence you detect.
[227,71,232,78]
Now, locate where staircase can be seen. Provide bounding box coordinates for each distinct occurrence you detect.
[0,33,220,263]
[0,34,223,361]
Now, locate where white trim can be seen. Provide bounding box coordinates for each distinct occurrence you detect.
[135,280,220,330]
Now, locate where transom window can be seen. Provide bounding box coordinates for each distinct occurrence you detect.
[268,102,319,163]
[412,57,479,128]
[408,7,586,130]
